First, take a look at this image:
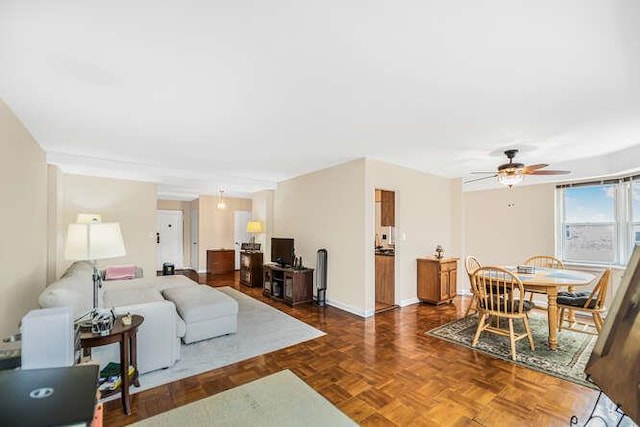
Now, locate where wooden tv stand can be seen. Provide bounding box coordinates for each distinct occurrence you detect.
[263,264,314,306]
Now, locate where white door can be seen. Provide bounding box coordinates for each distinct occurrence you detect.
[234,210,252,269]
[190,208,198,270]
[157,210,184,271]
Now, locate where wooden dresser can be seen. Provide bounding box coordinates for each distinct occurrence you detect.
[417,257,459,304]
[206,249,235,275]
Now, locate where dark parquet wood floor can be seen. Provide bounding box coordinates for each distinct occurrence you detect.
[104,271,598,426]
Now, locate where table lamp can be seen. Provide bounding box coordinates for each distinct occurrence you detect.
[246,221,262,244]
[64,214,126,322]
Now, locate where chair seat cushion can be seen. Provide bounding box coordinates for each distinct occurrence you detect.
[480,299,535,313]
[557,291,597,308]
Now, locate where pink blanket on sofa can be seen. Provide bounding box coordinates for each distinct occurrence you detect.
[105,264,137,280]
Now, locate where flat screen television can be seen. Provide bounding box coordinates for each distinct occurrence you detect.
[271,238,294,267]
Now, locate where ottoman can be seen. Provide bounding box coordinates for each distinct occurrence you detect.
[162,286,238,344]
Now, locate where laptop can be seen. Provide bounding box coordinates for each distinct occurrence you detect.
[0,365,98,427]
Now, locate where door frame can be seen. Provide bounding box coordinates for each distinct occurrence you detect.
[190,208,198,271]
[374,188,398,314]
[157,209,184,270]
[234,210,252,269]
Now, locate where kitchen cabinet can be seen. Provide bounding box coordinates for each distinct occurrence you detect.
[375,254,395,305]
[380,190,395,226]
[417,257,459,304]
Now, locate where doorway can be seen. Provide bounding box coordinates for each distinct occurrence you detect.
[157,210,184,271]
[374,189,397,314]
[234,210,252,270]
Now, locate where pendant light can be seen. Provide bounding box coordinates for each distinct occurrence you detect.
[217,189,227,210]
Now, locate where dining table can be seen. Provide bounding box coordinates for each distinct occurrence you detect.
[500,266,596,350]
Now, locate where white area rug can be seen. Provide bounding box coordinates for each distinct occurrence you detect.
[127,287,325,394]
[131,370,357,427]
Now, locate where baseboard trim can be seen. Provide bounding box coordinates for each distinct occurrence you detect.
[399,297,420,307]
[326,299,372,318]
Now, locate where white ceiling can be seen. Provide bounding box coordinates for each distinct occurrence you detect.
[2,1,640,198]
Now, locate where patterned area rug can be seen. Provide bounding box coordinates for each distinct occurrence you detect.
[426,312,598,389]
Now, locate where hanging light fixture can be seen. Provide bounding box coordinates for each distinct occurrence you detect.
[497,170,524,188]
[217,189,227,210]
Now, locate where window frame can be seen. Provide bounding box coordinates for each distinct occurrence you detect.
[556,175,639,267]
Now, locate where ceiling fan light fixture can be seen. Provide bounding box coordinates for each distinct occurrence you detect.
[466,149,570,187]
[497,171,524,188]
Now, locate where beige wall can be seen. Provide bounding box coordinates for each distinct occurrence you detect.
[450,179,465,267]
[0,100,47,337]
[197,195,252,271]
[60,175,157,277]
[157,199,193,268]
[272,158,461,316]
[463,184,556,293]
[47,165,64,284]
[365,159,462,311]
[274,159,367,315]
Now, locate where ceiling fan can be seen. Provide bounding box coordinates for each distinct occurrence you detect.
[466,149,570,188]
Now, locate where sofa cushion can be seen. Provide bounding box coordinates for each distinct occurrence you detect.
[38,275,102,318]
[162,286,238,323]
[176,316,187,337]
[104,288,165,307]
[133,275,199,292]
[61,261,94,279]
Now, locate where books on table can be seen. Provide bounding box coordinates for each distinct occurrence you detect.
[98,363,135,391]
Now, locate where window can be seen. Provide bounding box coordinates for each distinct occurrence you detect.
[557,176,639,266]
[633,179,640,245]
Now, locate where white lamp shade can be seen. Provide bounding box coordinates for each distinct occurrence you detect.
[246,221,262,233]
[64,222,126,260]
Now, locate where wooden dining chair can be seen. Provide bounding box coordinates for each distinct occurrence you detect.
[524,255,565,269]
[464,256,482,317]
[524,255,566,305]
[471,266,535,361]
[558,268,611,335]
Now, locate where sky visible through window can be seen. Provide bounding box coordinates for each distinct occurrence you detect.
[564,185,615,223]
[561,181,640,263]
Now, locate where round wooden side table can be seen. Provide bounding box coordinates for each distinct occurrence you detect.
[80,314,144,415]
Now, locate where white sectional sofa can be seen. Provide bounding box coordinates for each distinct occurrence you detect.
[38,261,237,374]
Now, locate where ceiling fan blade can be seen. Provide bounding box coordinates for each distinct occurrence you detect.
[527,170,571,175]
[464,174,497,184]
[522,163,548,173]
[470,171,498,174]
